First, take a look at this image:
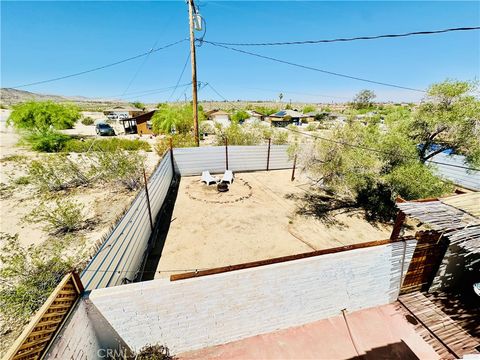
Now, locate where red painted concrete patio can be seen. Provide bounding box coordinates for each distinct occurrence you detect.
[179,303,439,360]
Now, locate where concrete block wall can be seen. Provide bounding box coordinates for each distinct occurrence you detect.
[44,298,101,359]
[88,240,416,354]
[45,297,132,360]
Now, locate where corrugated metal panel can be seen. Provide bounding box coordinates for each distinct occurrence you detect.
[428,153,480,190]
[173,145,292,176]
[81,152,174,291]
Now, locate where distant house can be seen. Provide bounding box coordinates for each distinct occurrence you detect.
[246,110,264,121]
[206,110,230,127]
[266,109,309,127]
[103,106,145,120]
[120,110,155,135]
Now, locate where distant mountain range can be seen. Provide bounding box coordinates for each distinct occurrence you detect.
[0,88,127,110]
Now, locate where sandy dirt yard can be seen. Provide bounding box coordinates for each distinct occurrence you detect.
[155,170,392,279]
[0,109,160,249]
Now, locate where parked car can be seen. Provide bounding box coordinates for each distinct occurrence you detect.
[96,123,116,136]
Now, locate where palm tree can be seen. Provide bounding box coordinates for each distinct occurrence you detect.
[278,93,283,102]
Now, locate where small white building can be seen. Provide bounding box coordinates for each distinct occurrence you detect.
[207,110,230,127]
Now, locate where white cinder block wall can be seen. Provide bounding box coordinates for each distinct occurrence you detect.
[88,240,416,354]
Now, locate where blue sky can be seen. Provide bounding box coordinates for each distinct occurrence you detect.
[1,1,479,103]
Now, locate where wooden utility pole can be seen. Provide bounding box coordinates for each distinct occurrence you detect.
[188,0,199,147]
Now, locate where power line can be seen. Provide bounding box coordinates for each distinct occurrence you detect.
[167,52,191,101]
[203,41,425,93]
[208,26,480,47]
[8,39,188,89]
[284,126,480,171]
[204,82,480,172]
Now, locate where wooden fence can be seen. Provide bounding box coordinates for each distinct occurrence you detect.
[400,231,449,294]
[3,272,83,360]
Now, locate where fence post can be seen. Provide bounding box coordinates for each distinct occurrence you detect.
[266,138,271,171]
[169,137,175,173]
[225,136,229,170]
[143,168,154,231]
[291,154,297,181]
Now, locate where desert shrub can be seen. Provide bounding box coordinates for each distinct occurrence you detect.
[272,130,288,145]
[131,101,145,110]
[26,198,85,233]
[302,105,316,113]
[0,233,76,323]
[306,123,318,132]
[136,344,175,360]
[13,176,30,185]
[199,122,214,135]
[94,150,145,191]
[23,129,71,152]
[0,154,28,163]
[28,155,92,192]
[155,134,196,155]
[215,123,262,146]
[81,116,95,126]
[8,101,80,131]
[63,138,151,153]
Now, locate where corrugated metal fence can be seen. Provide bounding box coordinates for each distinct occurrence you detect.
[173,144,292,176]
[81,152,174,291]
[428,153,480,191]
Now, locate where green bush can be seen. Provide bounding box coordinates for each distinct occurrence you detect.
[29,155,92,192]
[215,123,262,146]
[306,123,317,132]
[0,233,76,323]
[26,198,85,234]
[94,150,145,191]
[272,130,288,145]
[13,176,30,185]
[155,134,196,155]
[8,101,80,131]
[63,138,151,153]
[24,129,71,152]
[81,117,95,126]
[302,106,316,113]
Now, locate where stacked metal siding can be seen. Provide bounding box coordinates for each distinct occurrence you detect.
[428,153,480,190]
[173,145,292,176]
[81,153,174,291]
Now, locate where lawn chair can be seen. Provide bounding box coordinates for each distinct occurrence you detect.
[221,170,234,184]
[201,171,218,185]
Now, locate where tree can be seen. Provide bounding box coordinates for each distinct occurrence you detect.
[231,110,250,123]
[406,80,480,165]
[302,106,316,114]
[352,90,376,109]
[294,80,477,220]
[151,103,204,134]
[131,101,145,110]
[8,101,80,131]
[278,93,283,102]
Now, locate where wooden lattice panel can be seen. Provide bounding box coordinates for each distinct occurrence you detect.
[3,272,83,360]
[400,231,448,294]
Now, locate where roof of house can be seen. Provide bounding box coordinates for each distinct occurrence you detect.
[269,109,308,119]
[208,110,230,116]
[104,105,145,112]
[120,110,156,122]
[246,110,264,117]
[397,193,480,253]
